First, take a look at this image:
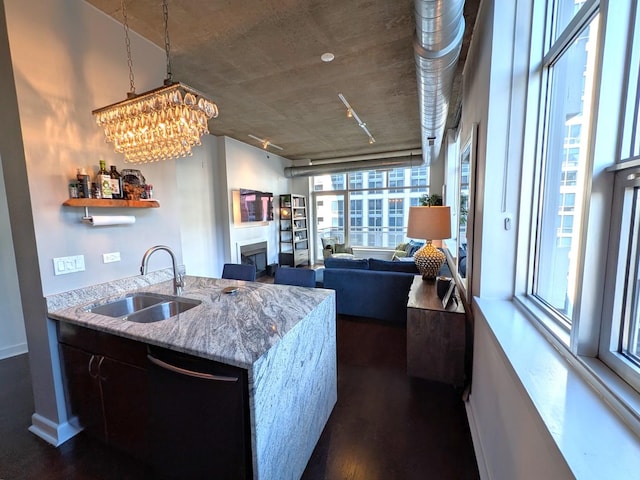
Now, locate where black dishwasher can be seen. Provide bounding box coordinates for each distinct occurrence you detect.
[147,345,252,479]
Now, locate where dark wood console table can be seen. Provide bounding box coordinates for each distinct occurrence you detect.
[406,275,466,386]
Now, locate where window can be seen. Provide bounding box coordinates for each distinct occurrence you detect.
[597,0,640,392]
[410,166,428,192]
[368,171,383,194]
[388,168,405,193]
[311,165,430,252]
[522,0,640,401]
[350,199,363,245]
[349,172,363,190]
[561,170,577,186]
[620,183,640,365]
[331,174,345,190]
[367,199,382,246]
[532,3,599,323]
[388,199,404,245]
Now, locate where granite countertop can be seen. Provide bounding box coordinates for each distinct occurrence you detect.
[46,269,335,370]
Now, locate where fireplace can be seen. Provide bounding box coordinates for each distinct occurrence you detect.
[240,241,268,278]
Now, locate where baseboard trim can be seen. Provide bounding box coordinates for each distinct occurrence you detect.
[465,399,491,480]
[0,342,28,360]
[29,413,82,446]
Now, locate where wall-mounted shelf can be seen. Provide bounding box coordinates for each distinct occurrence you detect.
[62,199,159,208]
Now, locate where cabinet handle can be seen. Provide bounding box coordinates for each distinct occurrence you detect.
[97,355,107,381]
[147,354,238,382]
[88,354,98,378]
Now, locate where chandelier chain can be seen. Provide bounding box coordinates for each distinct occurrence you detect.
[163,0,172,83]
[121,0,135,94]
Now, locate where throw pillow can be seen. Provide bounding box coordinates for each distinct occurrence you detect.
[334,243,348,253]
[407,240,425,256]
[321,236,339,249]
[392,250,408,259]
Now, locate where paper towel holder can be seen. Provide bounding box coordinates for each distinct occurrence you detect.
[81,207,136,226]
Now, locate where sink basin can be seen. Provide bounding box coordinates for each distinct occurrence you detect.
[90,293,166,317]
[125,299,200,323]
[89,292,201,322]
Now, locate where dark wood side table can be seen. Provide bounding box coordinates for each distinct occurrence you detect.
[406,275,466,386]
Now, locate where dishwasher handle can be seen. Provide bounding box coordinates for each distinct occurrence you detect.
[147,354,238,382]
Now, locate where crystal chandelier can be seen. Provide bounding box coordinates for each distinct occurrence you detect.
[92,0,218,164]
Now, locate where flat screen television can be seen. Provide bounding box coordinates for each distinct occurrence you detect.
[239,189,274,222]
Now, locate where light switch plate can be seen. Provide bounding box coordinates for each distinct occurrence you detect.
[53,255,85,275]
[103,252,121,263]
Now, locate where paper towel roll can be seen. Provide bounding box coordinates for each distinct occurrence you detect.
[87,215,136,226]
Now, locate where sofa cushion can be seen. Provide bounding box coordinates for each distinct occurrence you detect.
[405,240,425,256]
[323,268,414,324]
[369,258,419,274]
[324,256,369,270]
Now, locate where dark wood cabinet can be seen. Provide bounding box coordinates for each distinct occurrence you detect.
[59,344,105,439]
[406,275,466,386]
[56,321,252,477]
[57,322,149,461]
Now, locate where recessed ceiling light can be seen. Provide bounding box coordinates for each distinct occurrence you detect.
[321,52,335,62]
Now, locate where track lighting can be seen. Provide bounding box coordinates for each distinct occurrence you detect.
[338,93,376,145]
[248,134,283,151]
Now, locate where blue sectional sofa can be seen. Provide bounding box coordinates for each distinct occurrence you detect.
[322,257,420,325]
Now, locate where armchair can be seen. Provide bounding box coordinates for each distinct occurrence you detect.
[321,236,353,259]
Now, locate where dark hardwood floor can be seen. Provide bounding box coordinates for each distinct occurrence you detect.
[0,316,478,480]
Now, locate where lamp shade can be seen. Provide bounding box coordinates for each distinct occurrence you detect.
[407,206,452,241]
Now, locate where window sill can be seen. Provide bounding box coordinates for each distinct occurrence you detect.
[475,298,640,478]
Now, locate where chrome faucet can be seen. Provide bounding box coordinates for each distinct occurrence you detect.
[140,245,184,295]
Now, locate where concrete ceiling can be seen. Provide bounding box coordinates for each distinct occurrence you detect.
[85,0,479,162]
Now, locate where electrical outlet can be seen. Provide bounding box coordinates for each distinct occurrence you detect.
[53,255,85,275]
[103,252,121,263]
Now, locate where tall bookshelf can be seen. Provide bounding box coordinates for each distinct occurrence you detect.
[279,194,310,267]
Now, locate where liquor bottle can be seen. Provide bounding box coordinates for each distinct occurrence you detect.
[97,160,112,199]
[76,168,90,198]
[109,165,123,199]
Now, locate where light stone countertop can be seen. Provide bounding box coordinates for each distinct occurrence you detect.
[46,269,335,370]
[47,269,338,479]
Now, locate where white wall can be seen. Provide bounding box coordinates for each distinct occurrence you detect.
[177,135,224,278]
[5,0,183,296]
[0,154,26,359]
[467,311,573,479]
[175,134,293,278]
[221,137,291,272]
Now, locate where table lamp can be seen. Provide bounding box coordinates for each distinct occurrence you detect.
[407,206,452,280]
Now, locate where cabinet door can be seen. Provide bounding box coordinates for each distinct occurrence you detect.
[59,344,105,441]
[99,356,149,461]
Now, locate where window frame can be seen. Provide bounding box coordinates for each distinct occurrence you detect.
[516,0,640,415]
[311,165,430,254]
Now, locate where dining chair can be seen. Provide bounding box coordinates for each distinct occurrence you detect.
[221,263,257,281]
[274,268,316,288]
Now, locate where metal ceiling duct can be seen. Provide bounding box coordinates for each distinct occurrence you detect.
[284,151,423,178]
[414,0,465,164]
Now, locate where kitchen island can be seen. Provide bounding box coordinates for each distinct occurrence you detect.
[46,269,337,479]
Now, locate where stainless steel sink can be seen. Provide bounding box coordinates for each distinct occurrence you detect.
[90,293,166,317]
[89,292,201,322]
[125,299,200,323]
